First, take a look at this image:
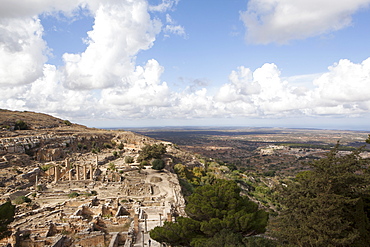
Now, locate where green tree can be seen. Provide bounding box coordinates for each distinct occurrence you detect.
[150,217,202,246]
[63,120,72,126]
[137,143,166,162]
[0,201,15,239]
[124,156,134,163]
[273,144,370,246]
[15,120,28,130]
[150,180,269,246]
[152,159,165,170]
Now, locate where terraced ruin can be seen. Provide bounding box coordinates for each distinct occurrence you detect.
[0,110,191,247]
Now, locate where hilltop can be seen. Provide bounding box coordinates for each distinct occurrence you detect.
[0,110,201,247]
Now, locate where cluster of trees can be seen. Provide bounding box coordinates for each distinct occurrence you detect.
[150,180,270,246]
[272,143,370,246]
[138,143,167,170]
[137,143,167,162]
[151,139,370,246]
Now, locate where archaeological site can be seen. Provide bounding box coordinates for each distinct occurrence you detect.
[0,110,198,247]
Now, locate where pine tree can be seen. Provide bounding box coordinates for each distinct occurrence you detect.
[150,180,269,246]
[0,201,15,239]
[273,144,370,246]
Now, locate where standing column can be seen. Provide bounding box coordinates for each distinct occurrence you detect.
[69,169,73,181]
[167,213,172,222]
[83,165,87,180]
[76,166,80,180]
[90,164,94,180]
[54,166,60,183]
[35,175,38,190]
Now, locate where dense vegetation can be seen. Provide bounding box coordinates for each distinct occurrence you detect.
[14,120,28,130]
[150,180,269,246]
[137,143,167,162]
[0,201,15,239]
[151,159,165,170]
[151,137,370,246]
[272,143,370,246]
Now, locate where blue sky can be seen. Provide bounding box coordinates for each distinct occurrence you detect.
[1,0,370,130]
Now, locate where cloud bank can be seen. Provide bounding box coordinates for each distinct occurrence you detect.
[1,0,370,126]
[240,0,370,44]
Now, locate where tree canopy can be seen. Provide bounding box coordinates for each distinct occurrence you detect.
[137,143,167,162]
[0,201,15,239]
[152,159,165,170]
[150,179,269,246]
[273,144,370,246]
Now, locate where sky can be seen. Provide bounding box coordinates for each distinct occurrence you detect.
[1,0,370,130]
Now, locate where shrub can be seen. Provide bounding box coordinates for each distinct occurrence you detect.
[0,125,10,130]
[40,164,52,171]
[36,185,43,191]
[63,120,72,126]
[108,163,116,171]
[15,120,28,130]
[113,151,118,157]
[118,143,124,150]
[13,196,31,205]
[103,143,112,149]
[68,192,80,198]
[77,143,83,150]
[152,159,165,170]
[140,160,149,167]
[125,156,134,164]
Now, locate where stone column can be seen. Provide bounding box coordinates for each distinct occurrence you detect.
[90,164,94,180]
[76,166,80,180]
[35,175,38,190]
[65,158,70,169]
[83,165,87,180]
[54,166,60,183]
[96,155,98,166]
[167,213,172,222]
[144,214,148,233]
[69,169,73,181]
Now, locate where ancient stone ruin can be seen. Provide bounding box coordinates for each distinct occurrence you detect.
[0,122,187,247]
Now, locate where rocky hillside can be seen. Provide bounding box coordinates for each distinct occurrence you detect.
[0,110,197,247]
[0,109,80,130]
[0,110,200,198]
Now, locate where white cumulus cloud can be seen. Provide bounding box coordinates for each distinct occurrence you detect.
[240,0,370,44]
[62,0,162,89]
[0,17,47,86]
